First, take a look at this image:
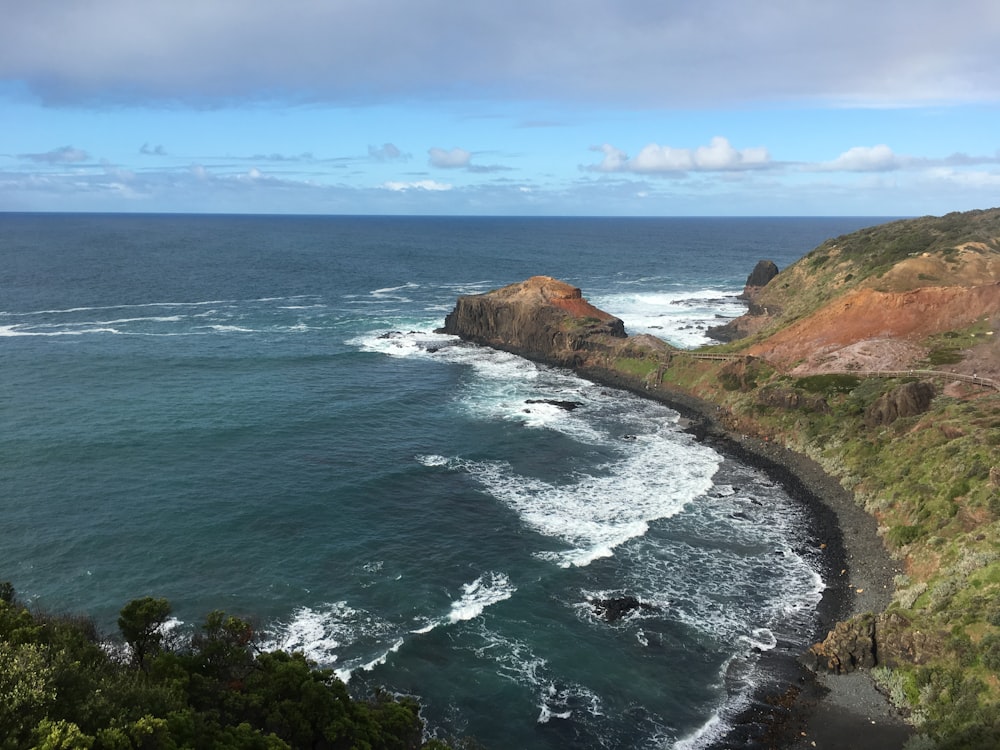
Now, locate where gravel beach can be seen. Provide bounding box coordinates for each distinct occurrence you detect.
[581,366,916,749]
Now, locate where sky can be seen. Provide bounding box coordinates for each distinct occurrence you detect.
[2,0,1000,216]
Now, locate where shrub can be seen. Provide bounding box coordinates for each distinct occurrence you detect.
[980,633,1000,672]
[795,373,860,394]
[887,524,925,548]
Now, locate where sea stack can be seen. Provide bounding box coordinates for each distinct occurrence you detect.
[737,259,779,303]
[439,275,626,367]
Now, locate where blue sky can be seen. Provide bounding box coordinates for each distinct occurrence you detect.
[3,0,1000,216]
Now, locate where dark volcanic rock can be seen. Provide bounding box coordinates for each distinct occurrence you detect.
[864,381,936,427]
[738,260,780,301]
[525,399,583,411]
[587,595,657,622]
[807,612,877,673]
[709,260,781,342]
[808,611,945,674]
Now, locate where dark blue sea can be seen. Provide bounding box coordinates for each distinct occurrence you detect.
[1,214,883,748]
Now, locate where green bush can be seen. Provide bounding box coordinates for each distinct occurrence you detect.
[0,583,448,750]
[795,373,860,394]
[981,633,1000,672]
[887,524,925,548]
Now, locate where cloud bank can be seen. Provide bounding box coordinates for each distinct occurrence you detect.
[3,0,998,108]
[591,137,770,174]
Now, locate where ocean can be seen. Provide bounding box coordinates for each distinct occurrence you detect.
[1,214,883,748]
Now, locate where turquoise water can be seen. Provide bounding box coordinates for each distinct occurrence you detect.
[1,214,881,748]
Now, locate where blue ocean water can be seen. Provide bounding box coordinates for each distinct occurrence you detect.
[1,214,882,748]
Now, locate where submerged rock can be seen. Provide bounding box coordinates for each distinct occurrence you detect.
[587,595,658,622]
[525,399,583,411]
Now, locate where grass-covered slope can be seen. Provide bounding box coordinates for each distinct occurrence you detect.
[753,208,1000,327]
[651,208,1000,748]
[707,210,1000,379]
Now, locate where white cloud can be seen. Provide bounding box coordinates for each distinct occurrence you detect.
[819,144,901,172]
[382,179,452,191]
[629,144,693,172]
[591,137,771,174]
[428,147,472,169]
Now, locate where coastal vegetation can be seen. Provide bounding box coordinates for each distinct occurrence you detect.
[649,210,1000,748]
[0,584,451,749]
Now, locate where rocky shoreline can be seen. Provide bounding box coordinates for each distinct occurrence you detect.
[441,276,913,750]
[439,276,918,747]
[574,365,914,748]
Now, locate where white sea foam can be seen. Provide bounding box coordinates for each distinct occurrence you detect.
[349,327,456,359]
[742,627,778,652]
[334,638,405,684]
[673,710,727,750]
[405,342,718,567]
[448,572,516,624]
[0,299,231,316]
[589,287,745,348]
[0,325,123,336]
[410,572,516,634]
[415,454,449,467]
[1,295,329,338]
[263,601,396,673]
[203,325,255,333]
[446,427,718,567]
[369,282,419,301]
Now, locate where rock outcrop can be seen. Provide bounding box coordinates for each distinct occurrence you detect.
[586,595,658,622]
[808,613,877,673]
[438,275,626,368]
[738,259,780,303]
[864,381,936,427]
[707,260,780,342]
[808,611,945,674]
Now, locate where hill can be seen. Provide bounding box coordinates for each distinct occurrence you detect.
[725,208,1000,378]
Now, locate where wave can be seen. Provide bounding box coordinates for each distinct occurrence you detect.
[411,572,516,635]
[588,287,745,348]
[431,427,718,568]
[0,324,125,337]
[369,282,420,302]
[334,638,405,684]
[0,296,334,338]
[0,300,232,317]
[262,601,396,674]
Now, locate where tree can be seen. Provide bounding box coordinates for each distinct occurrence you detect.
[117,597,172,671]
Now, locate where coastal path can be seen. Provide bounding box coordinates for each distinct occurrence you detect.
[673,352,1000,392]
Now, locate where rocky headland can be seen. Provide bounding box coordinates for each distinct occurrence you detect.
[440,208,1000,749]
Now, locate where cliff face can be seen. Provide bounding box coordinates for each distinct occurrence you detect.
[747,282,1000,374]
[725,209,1000,378]
[439,275,626,367]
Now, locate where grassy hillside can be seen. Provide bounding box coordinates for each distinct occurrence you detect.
[742,208,1000,337]
[651,208,1000,748]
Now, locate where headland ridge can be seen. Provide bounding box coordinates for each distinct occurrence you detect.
[439,207,1000,749]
